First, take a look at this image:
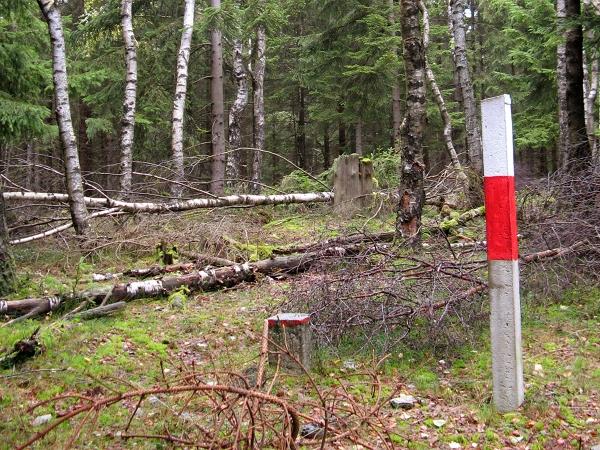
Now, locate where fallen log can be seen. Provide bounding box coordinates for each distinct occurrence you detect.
[439,206,485,234]
[3,191,334,213]
[1,243,370,321]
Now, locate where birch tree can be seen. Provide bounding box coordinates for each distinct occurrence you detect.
[419,0,465,180]
[397,0,426,244]
[171,0,195,198]
[557,0,591,168]
[36,0,88,234]
[583,0,599,156]
[226,39,249,188]
[251,21,266,194]
[119,0,137,199]
[449,0,483,173]
[210,0,226,195]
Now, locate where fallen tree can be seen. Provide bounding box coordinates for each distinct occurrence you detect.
[1,243,376,322]
[3,191,334,213]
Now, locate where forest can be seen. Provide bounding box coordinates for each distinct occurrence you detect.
[0,0,599,448]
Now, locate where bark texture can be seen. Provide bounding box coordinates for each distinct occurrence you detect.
[251,24,266,194]
[37,0,88,234]
[210,0,226,195]
[449,0,483,173]
[557,0,591,168]
[583,0,599,157]
[4,191,334,215]
[397,0,426,244]
[420,0,465,178]
[119,0,137,198]
[226,39,249,187]
[171,0,195,198]
[1,242,373,319]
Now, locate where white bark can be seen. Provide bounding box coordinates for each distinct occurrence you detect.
[171,0,196,198]
[4,191,334,214]
[251,24,266,194]
[227,39,249,188]
[449,0,483,173]
[37,0,88,234]
[420,0,465,178]
[210,0,226,195]
[583,0,599,156]
[119,0,137,199]
[9,208,121,245]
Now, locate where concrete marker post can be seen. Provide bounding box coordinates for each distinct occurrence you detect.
[481,94,525,412]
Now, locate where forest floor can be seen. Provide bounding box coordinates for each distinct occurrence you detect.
[0,205,599,449]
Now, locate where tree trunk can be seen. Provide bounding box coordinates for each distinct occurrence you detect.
[337,103,346,154]
[210,0,226,195]
[226,39,249,188]
[557,0,591,168]
[296,86,307,168]
[37,0,88,234]
[420,0,466,181]
[397,0,426,244]
[323,126,331,168]
[1,241,375,319]
[5,191,334,218]
[251,23,266,194]
[449,0,483,173]
[583,0,599,156]
[170,0,195,198]
[389,0,403,150]
[119,0,137,199]
[0,182,15,296]
[355,120,363,155]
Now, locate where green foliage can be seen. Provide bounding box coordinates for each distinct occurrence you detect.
[369,148,400,190]
[0,2,54,144]
[279,169,332,193]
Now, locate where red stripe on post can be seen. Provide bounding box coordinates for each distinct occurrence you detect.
[484,176,518,260]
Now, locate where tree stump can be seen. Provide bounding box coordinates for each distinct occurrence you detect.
[333,154,374,215]
[267,313,312,373]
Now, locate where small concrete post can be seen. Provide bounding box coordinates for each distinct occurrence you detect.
[481,94,524,412]
[267,313,312,373]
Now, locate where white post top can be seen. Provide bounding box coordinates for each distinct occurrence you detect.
[481,94,514,177]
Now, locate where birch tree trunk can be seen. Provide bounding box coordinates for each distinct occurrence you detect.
[449,0,483,173]
[397,0,426,245]
[557,0,591,168]
[37,0,88,234]
[583,0,599,157]
[0,182,14,296]
[210,0,226,195]
[119,0,137,199]
[251,23,266,194]
[583,53,598,154]
[171,0,195,198]
[420,0,465,180]
[226,39,249,188]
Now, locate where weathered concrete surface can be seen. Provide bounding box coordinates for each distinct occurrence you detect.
[489,260,524,411]
[267,313,312,373]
